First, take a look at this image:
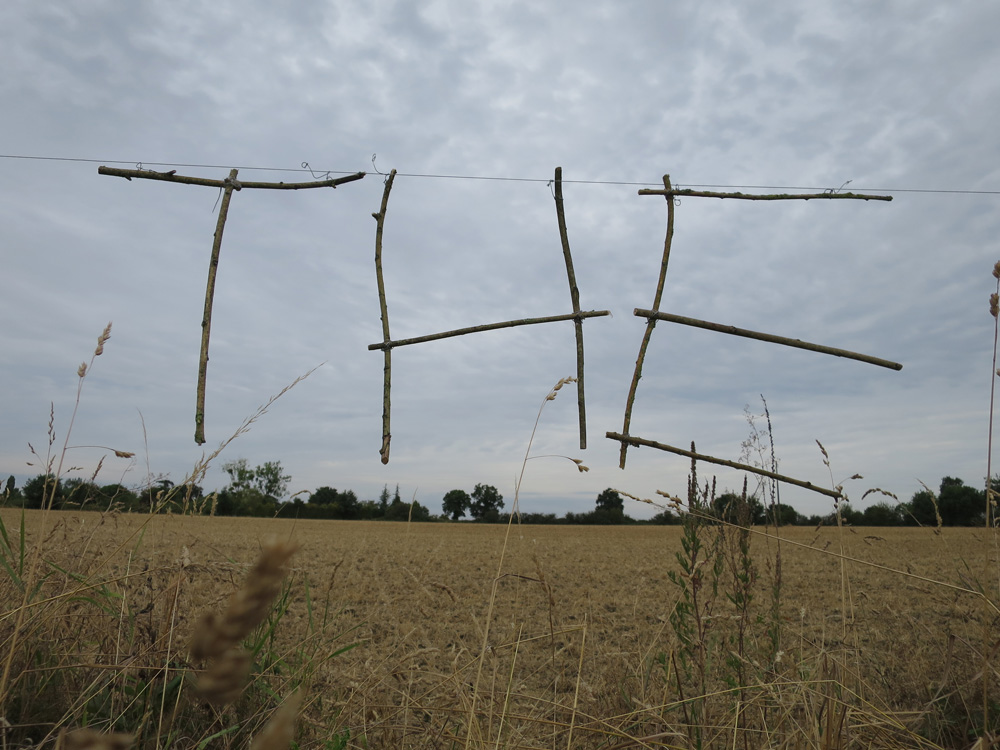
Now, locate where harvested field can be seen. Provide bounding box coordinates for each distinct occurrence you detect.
[1,509,996,748]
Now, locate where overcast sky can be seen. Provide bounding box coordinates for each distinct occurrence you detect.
[2,2,999,519]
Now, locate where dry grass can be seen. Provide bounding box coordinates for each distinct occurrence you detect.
[1,510,995,749]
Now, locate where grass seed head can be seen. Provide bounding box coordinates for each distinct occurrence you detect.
[250,690,303,750]
[58,728,133,750]
[196,648,252,706]
[94,322,112,356]
[991,293,999,319]
[190,539,298,661]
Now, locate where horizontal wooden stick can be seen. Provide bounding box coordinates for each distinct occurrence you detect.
[633,309,903,371]
[99,166,366,190]
[367,310,610,350]
[637,188,892,201]
[605,432,843,500]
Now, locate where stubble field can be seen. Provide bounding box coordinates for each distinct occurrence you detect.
[1,509,996,749]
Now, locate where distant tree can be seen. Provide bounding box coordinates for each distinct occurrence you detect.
[393,484,402,505]
[470,483,504,522]
[837,502,864,526]
[255,461,292,499]
[309,486,340,506]
[907,489,938,526]
[385,497,432,522]
[861,501,903,526]
[62,478,99,508]
[335,490,360,519]
[906,478,984,527]
[23,474,63,509]
[595,488,624,513]
[357,499,382,519]
[98,483,142,511]
[649,509,680,525]
[442,489,472,521]
[219,459,291,516]
[592,488,625,524]
[2,476,22,507]
[938,477,984,526]
[214,489,239,516]
[222,459,291,501]
[769,503,803,526]
[379,484,391,514]
[711,491,769,526]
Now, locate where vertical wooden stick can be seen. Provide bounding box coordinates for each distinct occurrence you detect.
[619,174,675,468]
[195,169,239,445]
[373,170,397,464]
[553,167,588,449]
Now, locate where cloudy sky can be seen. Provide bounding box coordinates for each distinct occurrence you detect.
[2,1,999,519]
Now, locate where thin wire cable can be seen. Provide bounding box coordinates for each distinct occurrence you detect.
[1,153,999,196]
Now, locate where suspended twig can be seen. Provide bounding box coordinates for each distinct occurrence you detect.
[619,174,675,469]
[367,311,610,351]
[98,166,366,190]
[553,167,588,448]
[372,169,397,464]
[100,164,366,444]
[195,169,239,445]
[605,432,843,500]
[637,187,892,201]
[633,310,903,370]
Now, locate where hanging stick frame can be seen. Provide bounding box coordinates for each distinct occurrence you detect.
[100,165,366,444]
[616,174,896,470]
[367,167,610,461]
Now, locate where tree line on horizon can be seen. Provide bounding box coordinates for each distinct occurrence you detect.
[1,459,993,528]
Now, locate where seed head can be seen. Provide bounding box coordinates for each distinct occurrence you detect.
[95,322,112,356]
[993,260,1000,279]
[78,362,87,378]
[991,293,999,319]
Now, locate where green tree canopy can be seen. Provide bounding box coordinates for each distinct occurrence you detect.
[861,501,902,526]
[442,489,472,521]
[938,476,984,526]
[907,477,985,527]
[593,488,625,524]
[222,459,291,500]
[470,483,504,522]
[23,474,63,509]
[379,484,391,513]
[595,488,624,513]
[711,492,766,526]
